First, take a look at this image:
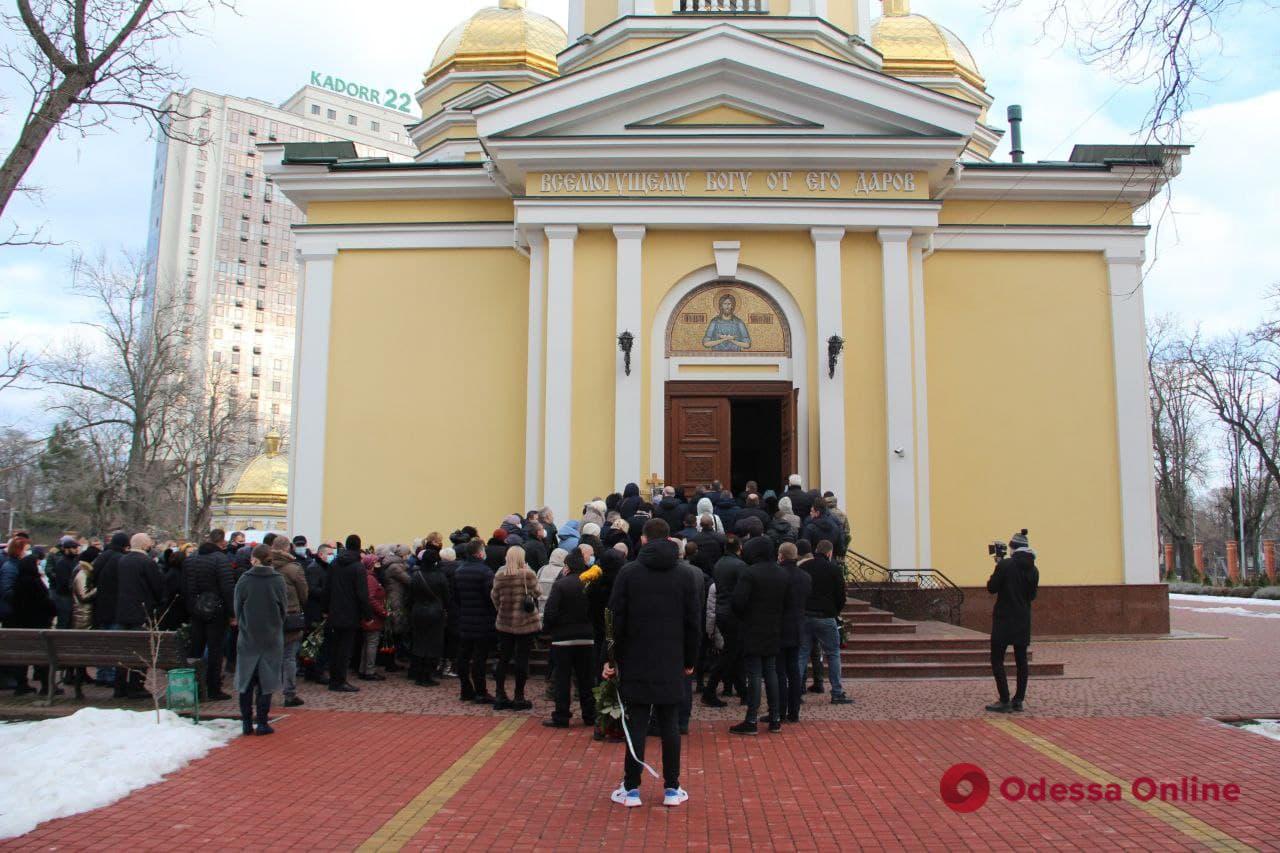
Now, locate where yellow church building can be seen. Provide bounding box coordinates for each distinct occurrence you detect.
[265,0,1184,633]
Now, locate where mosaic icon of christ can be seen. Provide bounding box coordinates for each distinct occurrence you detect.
[702,292,752,351]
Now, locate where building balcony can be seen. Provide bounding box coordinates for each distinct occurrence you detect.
[675,0,769,12]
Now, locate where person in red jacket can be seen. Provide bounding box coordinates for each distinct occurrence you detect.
[359,554,387,681]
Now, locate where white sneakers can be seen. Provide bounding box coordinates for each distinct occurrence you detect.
[611,785,642,807]
[611,785,690,807]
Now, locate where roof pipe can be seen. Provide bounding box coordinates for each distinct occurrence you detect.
[1008,104,1025,164]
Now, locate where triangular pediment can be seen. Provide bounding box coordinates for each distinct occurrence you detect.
[476,25,981,142]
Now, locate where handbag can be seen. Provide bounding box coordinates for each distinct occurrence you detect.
[521,574,537,614]
[283,612,306,632]
[193,591,223,622]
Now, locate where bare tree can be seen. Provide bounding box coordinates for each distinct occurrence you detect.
[0,0,235,222]
[1148,317,1205,576]
[0,341,35,395]
[36,250,194,529]
[987,0,1251,143]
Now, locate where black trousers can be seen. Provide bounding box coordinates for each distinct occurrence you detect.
[991,638,1030,704]
[456,636,494,699]
[744,654,779,725]
[809,645,824,687]
[551,645,596,723]
[114,623,145,695]
[189,618,227,694]
[623,701,680,790]
[705,616,745,696]
[495,632,532,699]
[775,646,801,719]
[329,627,357,687]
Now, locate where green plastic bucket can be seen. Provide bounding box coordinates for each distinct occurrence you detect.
[166,667,201,723]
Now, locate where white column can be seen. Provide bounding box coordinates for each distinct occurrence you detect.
[909,234,932,567]
[568,0,586,40]
[288,249,336,544]
[812,227,847,502]
[614,226,646,489]
[852,0,873,41]
[524,231,547,511]
[790,0,817,14]
[878,228,918,569]
[1107,246,1159,584]
[543,226,579,521]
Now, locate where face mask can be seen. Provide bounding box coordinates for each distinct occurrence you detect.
[325,553,335,564]
[294,547,305,556]
[586,556,596,567]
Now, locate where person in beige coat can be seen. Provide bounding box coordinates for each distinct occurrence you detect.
[269,540,308,708]
[71,560,96,629]
[490,546,541,711]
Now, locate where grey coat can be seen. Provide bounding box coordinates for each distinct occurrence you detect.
[234,565,287,695]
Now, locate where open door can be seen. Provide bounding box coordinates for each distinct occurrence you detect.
[780,387,798,480]
[667,396,731,492]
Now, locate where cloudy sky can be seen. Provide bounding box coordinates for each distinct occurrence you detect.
[0,0,1277,430]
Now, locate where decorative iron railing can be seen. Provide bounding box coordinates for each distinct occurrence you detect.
[844,549,965,625]
[676,0,770,13]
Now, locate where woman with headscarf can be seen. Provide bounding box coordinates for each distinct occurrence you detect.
[696,496,725,534]
[234,545,286,736]
[490,545,541,711]
[358,553,387,681]
[536,547,568,606]
[408,548,448,686]
[557,520,581,552]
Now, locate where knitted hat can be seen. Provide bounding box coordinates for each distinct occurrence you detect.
[1010,530,1030,548]
[582,522,601,537]
[493,528,508,541]
[110,532,130,549]
[292,535,308,547]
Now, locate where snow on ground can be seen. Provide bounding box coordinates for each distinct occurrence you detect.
[1171,605,1280,619]
[1170,593,1280,608]
[0,708,240,839]
[1240,720,1280,743]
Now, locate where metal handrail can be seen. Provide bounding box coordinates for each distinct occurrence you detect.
[843,551,966,625]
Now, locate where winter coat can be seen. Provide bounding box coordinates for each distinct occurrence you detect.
[537,550,567,608]
[732,552,793,657]
[160,561,188,630]
[49,554,78,599]
[90,545,125,628]
[71,563,97,629]
[656,496,686,529]
[801,511,843,551]
[608,539,700,704]
[114,552,165,627]
[588,548,624,646]
[767,515,798,547]
[0,555,20,623]
[779,562,812,649]
[491,566,542,635]
[233,565,286,695]
[9,557,54,628]
[619,483,643,520]
[542,568,593,644]
[484,540,508,572]
[801,556,847,618]
[454,558,498,640]
[440,559,460,630]
[691,530,725,574]
[272,552,307,642]
[522,537,549,572]
[712,493,739,531]
[182,544,235,626]
[694,497,724,534]
[705,582,723,649]
[827,504,852,556]
[362,571,387,633]
[988,549,1040,647]
[303,557,328,626]
[557,520,581,552]
[382,555,411,634]
[713,554,748,622]
[408,565,448,658]
[327,550,372,630]
[784,485,813,520]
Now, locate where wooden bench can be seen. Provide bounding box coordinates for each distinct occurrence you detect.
[0,628,200,706]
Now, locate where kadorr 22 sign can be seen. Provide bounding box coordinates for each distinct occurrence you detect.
[310,71,413,114]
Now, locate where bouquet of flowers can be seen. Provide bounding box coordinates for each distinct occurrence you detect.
[300,619,326,665]
[580,565,603,588]
[591,609,624,741]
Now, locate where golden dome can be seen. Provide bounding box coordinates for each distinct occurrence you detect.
[872,0,985,90]
[426,0,567,88]
[218,430,288,506]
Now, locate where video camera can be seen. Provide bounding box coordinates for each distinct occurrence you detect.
[988,528,1028,562]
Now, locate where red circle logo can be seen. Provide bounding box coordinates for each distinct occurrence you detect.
[940,763,990,813]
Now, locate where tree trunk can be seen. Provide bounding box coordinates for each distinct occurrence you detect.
[0,75,87,220]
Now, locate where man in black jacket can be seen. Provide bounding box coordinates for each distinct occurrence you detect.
[801,497,842,551]
[702,536,747,707]
[605,518,699,808]
[690,516,725,575]
[799,540,852,705]
[183,536,237,700]
[730,537,791,735]
[776,542,811,723]
[734,495,771,537]
[783,476,813,520]
[454,537,498,703]
[986,531,1040,713]
[327,534,371,693]
[523,522,550,572]
[113,533,164,698]
[49,537,80,629]
[542,548,597,729]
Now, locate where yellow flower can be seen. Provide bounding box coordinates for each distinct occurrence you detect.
[580,566,603,586]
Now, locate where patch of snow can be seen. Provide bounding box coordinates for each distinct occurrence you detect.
[0,708,240,839]
[1170,593,1280,608]
[1171,606,1280,619]
[1239,720,1280,743]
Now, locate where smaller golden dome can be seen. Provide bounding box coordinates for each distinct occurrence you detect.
[426,0,568,88]
[872,0,985,90]
[218,430,288,506]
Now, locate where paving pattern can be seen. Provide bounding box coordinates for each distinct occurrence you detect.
[4,598,1279,851]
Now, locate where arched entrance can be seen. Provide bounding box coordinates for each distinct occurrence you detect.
[649,266,809,494]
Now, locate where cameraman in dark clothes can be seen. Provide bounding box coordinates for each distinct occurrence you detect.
[985,530,1039,714]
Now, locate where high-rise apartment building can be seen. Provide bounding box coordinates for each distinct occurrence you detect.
[145,85,416,435]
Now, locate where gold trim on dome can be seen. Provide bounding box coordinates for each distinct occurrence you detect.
[218,431,288,503]
[872,4,986,90]
[426,4,567,88]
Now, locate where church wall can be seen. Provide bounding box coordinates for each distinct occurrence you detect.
[322,247,529,541]
[923,250,1125,587]
[840,232,890,562]
[573,38,672,71]
[569,230,619,511]
[639,229,818,486]
[306,199,516,225]
[938,200,1134,227]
